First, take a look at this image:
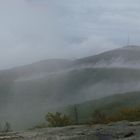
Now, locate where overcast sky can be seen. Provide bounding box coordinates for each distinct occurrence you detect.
[0,0,140,69]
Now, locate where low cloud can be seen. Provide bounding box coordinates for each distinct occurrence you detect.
[0,0,140,69]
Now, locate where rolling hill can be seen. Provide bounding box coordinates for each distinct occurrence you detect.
[75,45,140,68]
[65,91,140,124]
[0,45,140,129]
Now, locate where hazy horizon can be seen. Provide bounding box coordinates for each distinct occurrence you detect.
[0,0,140,69]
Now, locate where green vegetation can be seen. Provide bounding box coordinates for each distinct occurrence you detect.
[108,107,140,122]
[32,112,72,129]
[89,106,140,125]
[65,91,140,124]
[45,112,72,127]
[33,91,140,129]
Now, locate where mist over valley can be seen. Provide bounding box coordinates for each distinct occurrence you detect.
[0,46,140,129]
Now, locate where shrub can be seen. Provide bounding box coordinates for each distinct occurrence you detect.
[108,107,140,122]
[90,110,108,124]
[45,112,72,127]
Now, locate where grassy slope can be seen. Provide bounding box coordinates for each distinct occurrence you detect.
[65,91,140,123]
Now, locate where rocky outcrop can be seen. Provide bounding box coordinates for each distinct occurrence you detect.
[1,121,140,140]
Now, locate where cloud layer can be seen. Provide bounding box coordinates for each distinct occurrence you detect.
[0,0,140,69]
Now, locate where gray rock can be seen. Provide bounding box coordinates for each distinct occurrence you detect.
[2,121,140,140]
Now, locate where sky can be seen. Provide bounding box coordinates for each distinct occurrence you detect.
[0,0,140,69]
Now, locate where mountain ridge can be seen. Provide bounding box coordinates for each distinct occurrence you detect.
[1,45,140,129]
